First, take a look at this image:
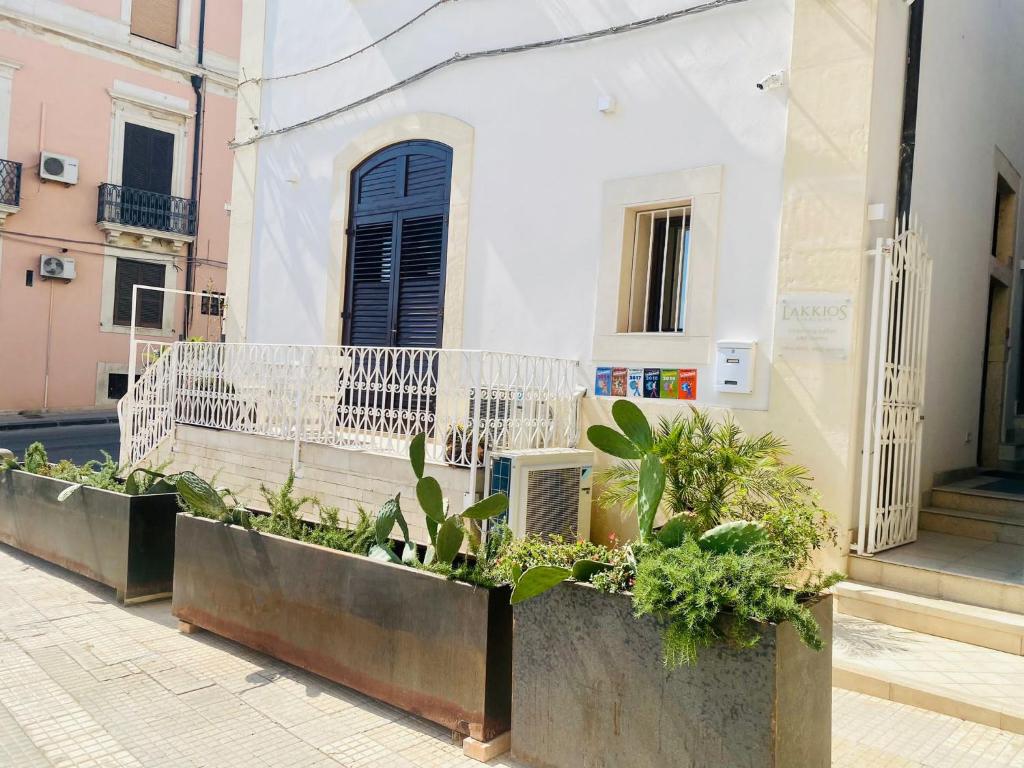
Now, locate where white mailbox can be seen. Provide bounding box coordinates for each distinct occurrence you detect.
[715,341,755,394]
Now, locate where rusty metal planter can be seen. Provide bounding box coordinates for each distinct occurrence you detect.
[171,514,513,741]
[0,469,178,603]
[512,583,833,768]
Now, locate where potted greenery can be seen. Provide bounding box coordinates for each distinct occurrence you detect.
[171,435,515,756]
[0,443,179,603]
[504,401,840,768]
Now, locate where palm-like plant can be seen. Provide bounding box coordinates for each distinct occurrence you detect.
[597,408,832,568]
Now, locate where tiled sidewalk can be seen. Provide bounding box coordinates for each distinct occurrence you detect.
[2,544,1024,768]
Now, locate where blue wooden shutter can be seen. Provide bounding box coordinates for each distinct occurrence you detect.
[344,141,452,348]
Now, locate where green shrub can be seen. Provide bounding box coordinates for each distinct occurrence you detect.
[632,540,842,666]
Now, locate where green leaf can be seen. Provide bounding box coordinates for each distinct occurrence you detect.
[510,565,571,605]
[612,399,653,451]
[637,453,666,543]
[409,433,426,480]
[462,492,508,521]
[57,484,83,502]
[511,563,523,584]
[124,472,140,496]
[698,520,767,555]
[143,478,177,495]
[425,515,439,548]
[587,425,642,460]
[369,544,401,563]
[434,516,465,566]
[375,495,400,547]
[416,477,445,523]
[571,559,613,582]
[402,541,420,565]
[657,515,693,548]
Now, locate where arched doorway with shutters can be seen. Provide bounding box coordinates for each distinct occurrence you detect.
[343,140,453,348]
[340,140,454,435]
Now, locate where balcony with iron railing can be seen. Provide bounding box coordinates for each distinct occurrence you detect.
[0,158,22,227]
[96,182,197,251]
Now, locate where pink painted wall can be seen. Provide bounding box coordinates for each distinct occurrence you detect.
[0,2,239,412]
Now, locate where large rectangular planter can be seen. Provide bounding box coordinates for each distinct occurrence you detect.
[0,469,179,603]
[512,583,833,768]
[171,514,513,741]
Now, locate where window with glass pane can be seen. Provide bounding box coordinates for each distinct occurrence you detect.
[626,206,691,333]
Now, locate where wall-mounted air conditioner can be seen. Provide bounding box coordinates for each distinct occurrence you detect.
[487,448,593,541]
[39,151,79,185]
[40,254,76,280]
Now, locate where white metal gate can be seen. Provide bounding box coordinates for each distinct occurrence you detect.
[858,215,933,554]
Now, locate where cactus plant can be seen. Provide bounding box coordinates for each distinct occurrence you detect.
[371,432,509,569]
[587,400,665,544]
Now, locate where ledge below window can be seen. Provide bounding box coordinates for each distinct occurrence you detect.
[592,333,711,367]
[0,202,18,228]
[97,221,194,253]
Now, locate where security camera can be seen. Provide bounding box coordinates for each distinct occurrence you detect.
[756,71,785,91]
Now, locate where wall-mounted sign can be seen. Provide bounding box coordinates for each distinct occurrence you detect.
[776,293,854,360]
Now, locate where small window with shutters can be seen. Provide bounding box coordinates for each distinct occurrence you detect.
[131,0,180,48]
[113,258,166,328]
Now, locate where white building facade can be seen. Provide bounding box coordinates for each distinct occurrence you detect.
[142,0,1024,568]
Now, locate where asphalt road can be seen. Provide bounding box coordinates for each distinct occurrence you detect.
[0,422,121,466]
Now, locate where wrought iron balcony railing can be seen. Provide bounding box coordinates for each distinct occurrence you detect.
[0,158,21,208]
[97,183,196,237]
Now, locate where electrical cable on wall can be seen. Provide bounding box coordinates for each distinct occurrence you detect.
[233,0,750,147]
[0,229,228,267]
[239,0,455,87]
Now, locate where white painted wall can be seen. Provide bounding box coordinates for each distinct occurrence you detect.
[911,0,1024,483]
[245,0,794,411]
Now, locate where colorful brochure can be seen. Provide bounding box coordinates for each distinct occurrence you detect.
[679,369,698,401]
[660,369,679,399]
[594,367,612,397]
[643,368,661,398]
[627,369,644,398]
[611,368,628,397]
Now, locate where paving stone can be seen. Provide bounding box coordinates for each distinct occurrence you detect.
[3,543,1024,767]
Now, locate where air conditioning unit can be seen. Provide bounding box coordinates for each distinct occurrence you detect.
[39,151,79,185]
[39,254,76,280]
[487,448,593,540]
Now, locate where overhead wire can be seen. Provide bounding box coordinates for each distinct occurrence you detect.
[238,0,454,87]
[232,0,750,148]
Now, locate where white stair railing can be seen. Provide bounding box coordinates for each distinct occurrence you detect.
[117,343,176,467]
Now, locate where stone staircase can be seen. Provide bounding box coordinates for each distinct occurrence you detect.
[834,477,1024,733]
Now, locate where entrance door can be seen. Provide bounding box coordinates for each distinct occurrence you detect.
[341,141,453,435]
[979,172,1021,465]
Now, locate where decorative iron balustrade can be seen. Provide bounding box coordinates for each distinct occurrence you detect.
[0,158,21,207]
[97,183,196,236]
[118,342,584,490]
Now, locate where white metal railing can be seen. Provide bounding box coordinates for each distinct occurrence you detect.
[119,341,584,498]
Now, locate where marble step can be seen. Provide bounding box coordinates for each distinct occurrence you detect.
[834,581,1024,655]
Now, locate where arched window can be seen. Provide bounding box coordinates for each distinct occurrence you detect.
[343,140,453,348]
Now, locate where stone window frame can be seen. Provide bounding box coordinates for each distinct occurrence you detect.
[593,165,722,365]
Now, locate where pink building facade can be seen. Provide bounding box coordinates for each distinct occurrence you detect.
[0,0,240,411]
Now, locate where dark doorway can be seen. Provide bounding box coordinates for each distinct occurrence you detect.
[121,123,175,230]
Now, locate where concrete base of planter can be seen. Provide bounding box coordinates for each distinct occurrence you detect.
[172,514,513,743]
[0,470,178,603]
[512,583,833,768]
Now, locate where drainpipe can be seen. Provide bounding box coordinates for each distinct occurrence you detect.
[895,0,924,224]
[183,0,207,337]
